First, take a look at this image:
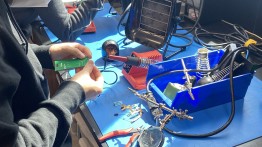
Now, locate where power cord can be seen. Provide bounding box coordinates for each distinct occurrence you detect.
[98,59,120,85]
[116,3,132,37]
[108,6,117,15]
[162,0,203,60]
[193,24,262,57]
[177,0,204,36]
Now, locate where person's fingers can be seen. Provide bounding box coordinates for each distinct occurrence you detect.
[50,43,92,60]
[90,72,95,80]
[92,66,104,89]
[74,43,92,59]
[83,60,94,74]
[67,46,86,59]
[75,67,83,73]
[54,45,85,60]
[92,66,102,81]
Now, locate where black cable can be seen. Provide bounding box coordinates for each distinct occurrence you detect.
[233,24,249,39]
[146,47,246,138]
[193,28,241,48]
[190,0,203,29]
[168,34,193,48]
[193,23,262,57]
[98,59,118,85]
[177,27,195,30]
[117,3,132,37]
[108,6,117,15]
[177,0,204,36]
[100,69,118,85]
[114,2,135,46]
[162,33,193,60]
[162,28,193,60]
[122,37,133,46]
[162,0,203,60]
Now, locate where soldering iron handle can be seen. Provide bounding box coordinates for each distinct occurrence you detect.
[126,56,141,66]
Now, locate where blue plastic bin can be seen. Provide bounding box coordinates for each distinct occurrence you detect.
[146,50,254,113]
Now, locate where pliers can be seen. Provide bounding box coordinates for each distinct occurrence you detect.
[99,127,142,147]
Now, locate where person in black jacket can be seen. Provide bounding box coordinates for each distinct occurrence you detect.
[11,0,102,41]
[0,0,104,146]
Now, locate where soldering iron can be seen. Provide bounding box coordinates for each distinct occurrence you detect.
[108,55,158,68]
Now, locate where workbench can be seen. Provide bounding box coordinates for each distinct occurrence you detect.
[46,2,262,147]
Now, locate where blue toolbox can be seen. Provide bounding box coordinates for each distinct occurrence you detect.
[146,50,254,113]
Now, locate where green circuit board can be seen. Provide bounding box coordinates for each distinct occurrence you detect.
[54,58,89,71]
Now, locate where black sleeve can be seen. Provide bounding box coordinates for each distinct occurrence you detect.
[0,28,86,147]
[0,54,85,146]
[0,42,20,147]
[16,81,86,147]
[35,0,100,41]
[29,43,54,69]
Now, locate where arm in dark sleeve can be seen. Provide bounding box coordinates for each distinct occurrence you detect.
[0,41,85,146]
[29,43,54,69]
[35,0,100,41]
[16,81,86,147]
[0,46,20,147]
[2,81,86,147]
[0,5,87,145]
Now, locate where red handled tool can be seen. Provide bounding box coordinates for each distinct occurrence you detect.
[99,127,141,142]
[99,127,142,147]
[99,126,164,147]
[125,133,140,147]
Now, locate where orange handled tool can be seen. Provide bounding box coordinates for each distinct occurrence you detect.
[125,133,140,147]
[99,127,140,142]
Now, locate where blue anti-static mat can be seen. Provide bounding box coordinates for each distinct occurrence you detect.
[84,4,262,146]
[45,2,262,146]
[86,73,262,147]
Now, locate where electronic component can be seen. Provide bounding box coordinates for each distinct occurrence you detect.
[54,58,89,71]
[121,104,143,123]
[163,58,197,101]
[163,82,184,100]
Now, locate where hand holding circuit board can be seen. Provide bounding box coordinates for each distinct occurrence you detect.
[54,57,89,71]
[48,42,104,99]
[49,42,92,71]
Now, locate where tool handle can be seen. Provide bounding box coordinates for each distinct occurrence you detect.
[99,128,133,142]
[125,133,140,147]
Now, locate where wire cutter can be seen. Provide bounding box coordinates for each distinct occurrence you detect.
[99,127,142,147]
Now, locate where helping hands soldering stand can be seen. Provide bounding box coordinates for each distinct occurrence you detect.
[128,88,193,130]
